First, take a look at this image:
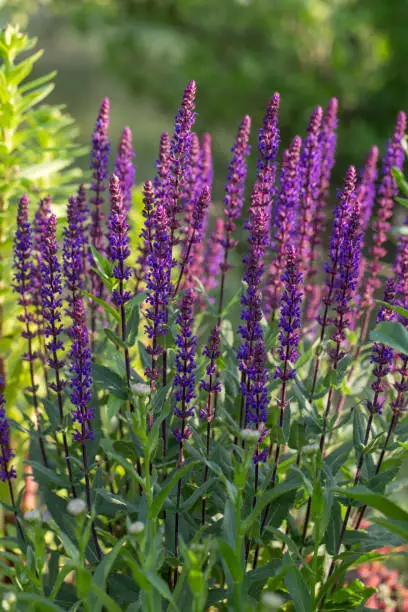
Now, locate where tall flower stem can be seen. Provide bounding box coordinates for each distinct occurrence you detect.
[13,195,48,467]
[41,215,76,495]
[199,326,221,525]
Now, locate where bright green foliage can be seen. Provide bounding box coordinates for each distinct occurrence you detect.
[0,24,83,400]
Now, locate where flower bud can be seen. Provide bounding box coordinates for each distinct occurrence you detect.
[67,498,87,517]
[128,521,145,535]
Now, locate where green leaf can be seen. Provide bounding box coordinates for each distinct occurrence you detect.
[395,196,408,210]
[89,537,126,612]
[149,461,199,519]
[81,290,120,322]
[89,583,123,612]
[104,328,128,350]
[370,321,408,356]
[217,538,244,582]
[375,299,408,320]
[353,405,366,454]
[393,167,408,196]
[282,553,311,612]
[373,518,408,541]
[92,364,127,399]
[126,298,141,346]
[333,486,408,522]
[324,499,342,555]
[90,245,113,279]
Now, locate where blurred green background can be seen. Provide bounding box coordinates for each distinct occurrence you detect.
[1,0,408,196]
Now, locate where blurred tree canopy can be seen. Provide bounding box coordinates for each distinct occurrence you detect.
[2,0,408,185]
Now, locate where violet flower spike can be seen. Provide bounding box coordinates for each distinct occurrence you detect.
[203,218,224,298]
[144,203,172,386]
[370,279,396,407]
[275,244,304,383]
[41,214,77,494]
[359,145,379,233]
[135,180,155,292]
[13,195,48,467]
[108,174,132,307]
[114,126,135,212]
[181,132,201,242]
[63,195,87,314]
[89,98,111,345]
[168,81,197,248]
[154,132,171,207]
[297,106,323,275]
[363,111,406,312]
[0,393,16,483]
[70,295,94,444]
[256,92,280,212]
[218,115,251,319]
[266,136,302,317]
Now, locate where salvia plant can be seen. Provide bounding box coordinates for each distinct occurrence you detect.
[2,77,408,612]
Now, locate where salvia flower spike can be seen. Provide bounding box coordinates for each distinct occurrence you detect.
[168,80,197,250]
[13,194,48,467]
[266,135,301,316]
[89,97,111,345]
[135,179,155,292]
[40,214,76,495]
[0,392,16,484]
[114,126,135,212]
[218,114,251,319]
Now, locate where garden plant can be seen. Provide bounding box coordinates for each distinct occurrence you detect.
[2,24,408,612]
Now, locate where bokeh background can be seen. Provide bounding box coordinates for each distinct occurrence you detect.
[1,0,408,198]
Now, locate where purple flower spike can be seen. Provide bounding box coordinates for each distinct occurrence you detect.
[266,136,302,316]
[90,98,111,302]
[181,132,201,237]
[108,174,132,307]
[219,115,251,311]
[135,180,155,291]
[203,219,224,297]
[63,194,88,312]
[359,146,379,233]
[275,244,304,382]
[257,92,280,205]
[181,186,211,291]
[199,326,222,421]
[330,194,363,364]
[168,81,197,247]
[70,295,94,443]
[298,106,323,273]
[154,132,171,207]
[370,279,396,403]
[173,289,197,451]
[114,126,135,212]
[14,195,36,349]
[40,215,65,380]
[364,111,406,309]
[144,203,172,385]
[319,167,358,332]
[0,393,16,483]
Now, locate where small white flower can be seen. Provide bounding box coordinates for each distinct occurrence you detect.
[261,591,284,610]
[240,428,261,443]
[131,383,151,397]
[128,521,145,535]
[2,592,16,611]
[24,509,41,522]
[67,498,87,517]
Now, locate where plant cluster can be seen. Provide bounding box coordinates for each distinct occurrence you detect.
[1,77,408,612]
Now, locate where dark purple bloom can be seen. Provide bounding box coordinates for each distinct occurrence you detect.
[370,279,396,401]
[275,245,304,381]
[330,194,363,364]
[245,340,269,456]
[40,215,65,379]
[199,326,222,421]
[310,99,338,261]
[154,132,171,207]
[297,106,323,273]
[63,193,88,312]
[13,195,37,358]
[203,218,224,297]
[173,289,197,446]
[219,115,251,306]
[319,167,358,332]
[359,145,379,233]
[180,187,211,291]
[90,98,111,301]
[135,180,155,291]
[114,126,135,212]
[181,132,201,237]
[144,203,172,384]
[108,174,132,306]
[168,81,197,247]
[70,295,94,443]
[363,111,406,309]
[266,135,302,316]
[0,393,16,483]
